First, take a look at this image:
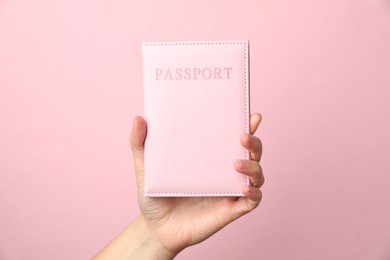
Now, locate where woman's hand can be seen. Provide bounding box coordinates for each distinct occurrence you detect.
[130,113,264,258]
[93,113,264,260]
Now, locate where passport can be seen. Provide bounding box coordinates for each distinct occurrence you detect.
[142,40,250,196]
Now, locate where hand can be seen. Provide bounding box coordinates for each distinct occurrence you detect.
[130,113,264,258]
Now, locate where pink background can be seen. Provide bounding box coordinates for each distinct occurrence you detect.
[1,0,389,259]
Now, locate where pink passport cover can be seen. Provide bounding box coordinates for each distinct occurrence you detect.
[142,40,250,197]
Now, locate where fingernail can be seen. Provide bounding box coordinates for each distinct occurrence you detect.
[239,159,247,169]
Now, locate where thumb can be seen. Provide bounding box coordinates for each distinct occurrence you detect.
[130,116,147,192]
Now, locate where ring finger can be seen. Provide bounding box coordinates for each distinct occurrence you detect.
[234,159,264,188]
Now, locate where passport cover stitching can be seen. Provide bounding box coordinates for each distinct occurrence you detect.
[143,40,250,196]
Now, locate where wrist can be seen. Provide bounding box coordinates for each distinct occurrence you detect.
[134,215,178,260]
[92,215,177,260]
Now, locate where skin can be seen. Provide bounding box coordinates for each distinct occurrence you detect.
[93,113,264,260]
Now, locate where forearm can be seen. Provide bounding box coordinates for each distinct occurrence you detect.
[92,215,176,260]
